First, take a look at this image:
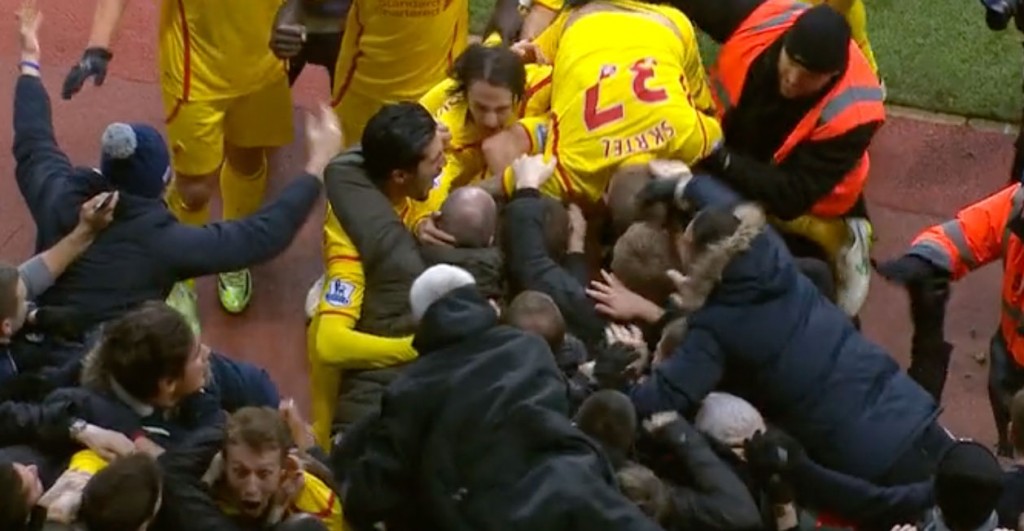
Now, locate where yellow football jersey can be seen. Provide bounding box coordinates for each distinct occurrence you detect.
[159,0,286,101]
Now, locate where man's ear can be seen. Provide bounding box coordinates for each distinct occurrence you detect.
[157,378,178,401]
[1,318,12,338]
[283,453,303,476]
[389,168,409,188]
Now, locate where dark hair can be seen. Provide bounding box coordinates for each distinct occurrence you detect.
[79,454,163,531]
[447,44,527,102]
[0,263,21,321]
[0,463,31,530]
[575,390,637,458]
[362,102,438,185]
[690,206,741,250]
[225,407,294,458]
[96,301,195,402]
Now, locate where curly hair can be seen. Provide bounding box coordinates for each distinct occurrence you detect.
[88,301,195,401]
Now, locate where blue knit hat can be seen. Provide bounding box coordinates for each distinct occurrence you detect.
[99,123,171,199]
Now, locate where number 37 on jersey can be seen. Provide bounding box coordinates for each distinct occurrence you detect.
[583,57,676,132]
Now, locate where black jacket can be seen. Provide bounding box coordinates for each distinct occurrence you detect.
[0,397,79,452]
[0,397,96,489]
[153,424,248,531]
[639,419,761,530]
[343,285,661,531]
[420,244,505,300]
[502,189,606,349]
[12,75,321,326]
[630,176,938,483]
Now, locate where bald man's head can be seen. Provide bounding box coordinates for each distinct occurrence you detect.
[438,186,497,248]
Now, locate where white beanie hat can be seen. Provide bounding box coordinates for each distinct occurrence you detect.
[695,392,767,447]
[409,264,476,322]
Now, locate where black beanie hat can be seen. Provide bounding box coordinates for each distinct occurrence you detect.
[934,441,1004,530]
[782,4,851,74]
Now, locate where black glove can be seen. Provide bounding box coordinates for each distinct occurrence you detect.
[62,47,113,100]
[271,25,306,59]
[696,141,731,175]
[743,428,806,480]
[907,275,951,332]
[271,1,306,59]
[31,306,89,339]
[765,474,796,504]
[647,414,697,447]
[874,254,942,286]
[593,343,638,390]
[636,177,682,208]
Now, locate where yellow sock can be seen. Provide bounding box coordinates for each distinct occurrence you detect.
[220,155,268,221]
[165,180,211,226]
[847,0,879,75]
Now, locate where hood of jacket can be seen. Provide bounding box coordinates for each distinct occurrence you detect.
[412,285,499,354]
[419,245,505,300]
[672,203,792,313]
[46,168,167,241]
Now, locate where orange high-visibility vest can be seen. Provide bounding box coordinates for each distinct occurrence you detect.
[709,0,885,217]
[910,184,1024,366]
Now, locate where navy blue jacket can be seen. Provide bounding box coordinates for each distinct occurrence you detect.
[630,176,939,482]
[12,75,321,326]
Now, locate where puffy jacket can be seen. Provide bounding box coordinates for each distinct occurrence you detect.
[630,176,939,482]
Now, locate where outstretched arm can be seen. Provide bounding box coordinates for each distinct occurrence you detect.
[61,0,126,99]
[86,0,130,49]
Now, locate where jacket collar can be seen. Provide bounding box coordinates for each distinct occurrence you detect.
[109,377,155,417]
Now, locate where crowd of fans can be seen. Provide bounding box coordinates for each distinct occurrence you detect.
[4,0,1024,529]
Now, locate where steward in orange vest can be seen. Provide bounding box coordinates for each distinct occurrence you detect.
[878,183,1024,457]
[667,0,884,221]
[658,0,886,315]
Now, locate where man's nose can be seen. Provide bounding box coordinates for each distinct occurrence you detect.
[243,477,261,493]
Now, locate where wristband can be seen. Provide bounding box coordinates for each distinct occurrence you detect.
[19,60,40,72]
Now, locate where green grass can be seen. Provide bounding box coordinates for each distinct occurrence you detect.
[470,0,496,34]
[468,0,1024,121]
[869,0,1022,122]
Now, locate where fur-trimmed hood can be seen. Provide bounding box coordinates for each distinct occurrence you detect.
[673,202,786,313]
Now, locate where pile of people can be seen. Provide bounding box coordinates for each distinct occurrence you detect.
[4,0,1024,528]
